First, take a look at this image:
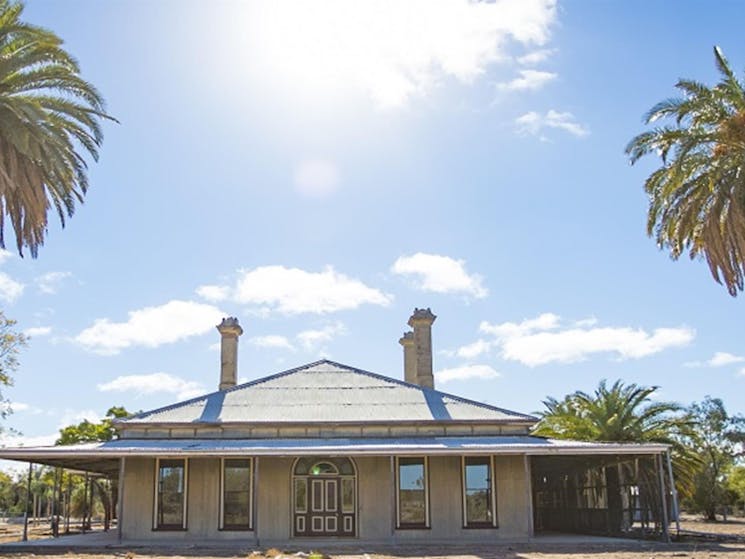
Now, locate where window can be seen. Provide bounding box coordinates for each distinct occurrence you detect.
[220,458,253,530]
[155,458,187,530]
[396,457,428,528]
[462,456,497,527]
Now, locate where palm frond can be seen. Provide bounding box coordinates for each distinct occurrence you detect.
[0,0,114,256]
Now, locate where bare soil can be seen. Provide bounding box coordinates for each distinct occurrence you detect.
[678,514,745,538]
[0,544,743,559]
[1,517,745,559]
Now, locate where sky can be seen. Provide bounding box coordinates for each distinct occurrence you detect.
[1,0,744,456]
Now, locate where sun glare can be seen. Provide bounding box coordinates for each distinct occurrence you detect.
[229,0,555,109]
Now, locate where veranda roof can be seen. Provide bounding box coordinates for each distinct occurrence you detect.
[0,435,669,475]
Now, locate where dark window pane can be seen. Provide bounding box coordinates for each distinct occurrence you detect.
[294,457,312,475]
[223,459,251,528]
[157,459,185,528]
[464,457,492,525]
[295,479,307,512]
[341,478,354,513]
[398,458,426,525]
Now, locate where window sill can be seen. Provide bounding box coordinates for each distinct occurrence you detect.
[219,527,254,532]
[463,524,499,529]
[396,525,430,530]
[152,527,187,532]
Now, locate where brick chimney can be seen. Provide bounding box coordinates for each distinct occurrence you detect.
[398,331,416,384]
[407,308,437,389]
[217,317,243,390]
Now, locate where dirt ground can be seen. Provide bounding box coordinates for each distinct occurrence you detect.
[0,544,743,559]
[678,513,745,537]
[0,516,745,559]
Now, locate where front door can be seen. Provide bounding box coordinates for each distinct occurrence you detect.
[293,458,356,537]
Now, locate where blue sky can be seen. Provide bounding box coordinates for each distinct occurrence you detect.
[1,0,744,451]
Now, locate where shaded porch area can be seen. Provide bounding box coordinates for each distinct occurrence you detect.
[531,453,678,540]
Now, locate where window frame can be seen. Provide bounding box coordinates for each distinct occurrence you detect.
[395,456,430,529]
[219,457,254,531]
[153,457,188,531]
[461,455,498,528]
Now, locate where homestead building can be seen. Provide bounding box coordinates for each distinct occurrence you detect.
[0,309,676,544]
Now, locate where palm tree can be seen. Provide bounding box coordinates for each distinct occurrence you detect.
[534,380,699,498]
[0,0,114,257]
[626,47,745,296]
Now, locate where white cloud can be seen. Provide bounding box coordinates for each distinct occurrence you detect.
[517,48,556,65]
[75,300,225,355]
[392,253,487,298]
[24,326,51,338]
[97,372,206,400]
[297,322,346,351]
[36,271,71,294]
[480,313,560,338]
[480,313,694,367]
[515,110,589,139]
[231,265,391,314]
[0,272,23,303]
[456,339,493,359]
[196,284,231,302]
[294,159,340,198]
[249,335,295,352]
[498,69,556,91]
[243,0,557,108]
[502,327,694,366]
[707,352,744,367]
[435,364,500,383]
[685,351,745,368]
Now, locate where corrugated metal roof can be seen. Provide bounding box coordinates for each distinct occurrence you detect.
[121,360,537,425]
[0,436,669,459]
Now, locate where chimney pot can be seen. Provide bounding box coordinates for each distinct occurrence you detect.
[217,317,243,390]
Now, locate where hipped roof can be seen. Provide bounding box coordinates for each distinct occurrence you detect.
[120,360,538,426]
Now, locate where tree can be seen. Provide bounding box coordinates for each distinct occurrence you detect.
[56,406,130,529]
[0,311,26,422]
[56,406,129,445]
[727,465,745,514]
[0,0,114,257]
[626,47,745,296]
[534,380,699,497]
[684,397,745,520]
